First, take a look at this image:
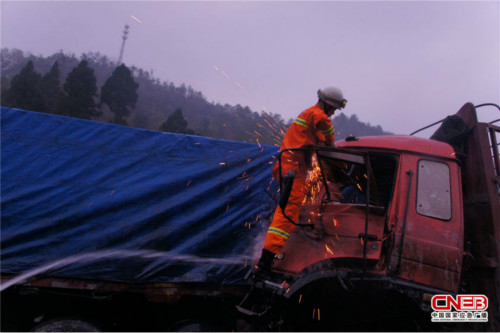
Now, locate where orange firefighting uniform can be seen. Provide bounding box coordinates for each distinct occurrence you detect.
[264,104,335,254]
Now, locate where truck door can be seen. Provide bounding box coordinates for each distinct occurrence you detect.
[389,154,464,293]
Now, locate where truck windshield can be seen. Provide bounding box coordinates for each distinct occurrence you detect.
[315,150,369,204]
[310,150,398,210]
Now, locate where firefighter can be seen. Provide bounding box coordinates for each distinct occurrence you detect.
[256,86,347,278]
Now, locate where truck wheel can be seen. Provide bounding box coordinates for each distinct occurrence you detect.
[31,319,100,332]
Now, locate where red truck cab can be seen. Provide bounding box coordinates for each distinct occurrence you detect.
[341,135,463,293]
[269,103,499,331]
[274,136,464,295]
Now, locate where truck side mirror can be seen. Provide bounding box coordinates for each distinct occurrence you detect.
[279,170,296,211]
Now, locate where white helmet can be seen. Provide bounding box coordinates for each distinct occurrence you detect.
[317,86,347,109]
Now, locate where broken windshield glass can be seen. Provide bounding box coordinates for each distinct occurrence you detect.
[302,149,399,210]
[317,150,368,204]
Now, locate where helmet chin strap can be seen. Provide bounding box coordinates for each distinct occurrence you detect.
[321,100,335,115]
[320,100,328,112]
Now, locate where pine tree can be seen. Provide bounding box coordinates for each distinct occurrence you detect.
[2,60,45,112]
[40,61,61,114]
[159,108,195,135]
[100,64,139,125]
[57,60,99,119]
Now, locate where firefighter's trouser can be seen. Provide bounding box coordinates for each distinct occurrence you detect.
[264,166,307,254]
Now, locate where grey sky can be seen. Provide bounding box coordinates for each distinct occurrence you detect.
[1,0,499,136]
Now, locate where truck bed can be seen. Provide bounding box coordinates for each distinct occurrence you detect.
[1,107,279,286]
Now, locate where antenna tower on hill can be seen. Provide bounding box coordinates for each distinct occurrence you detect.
[117,24,130,65]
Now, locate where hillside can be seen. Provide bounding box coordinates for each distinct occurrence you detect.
[0,48,392,144]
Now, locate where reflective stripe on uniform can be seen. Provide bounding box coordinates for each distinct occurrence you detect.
[268,227,291,239]
[321,125,334,136]
[293,117,308,128]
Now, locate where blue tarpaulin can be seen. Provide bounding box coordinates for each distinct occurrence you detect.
[1,107,280,285]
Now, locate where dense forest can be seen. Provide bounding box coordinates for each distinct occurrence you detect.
[1,48,391,145]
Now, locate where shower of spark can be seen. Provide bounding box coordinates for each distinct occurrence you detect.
[130,15,142,23]
[212,65,231,80]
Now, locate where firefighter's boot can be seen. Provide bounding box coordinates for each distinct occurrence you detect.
[237,250,276,317]
[237,250,287,317]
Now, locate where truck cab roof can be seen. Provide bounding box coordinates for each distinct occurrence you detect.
[336,135,456,159]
